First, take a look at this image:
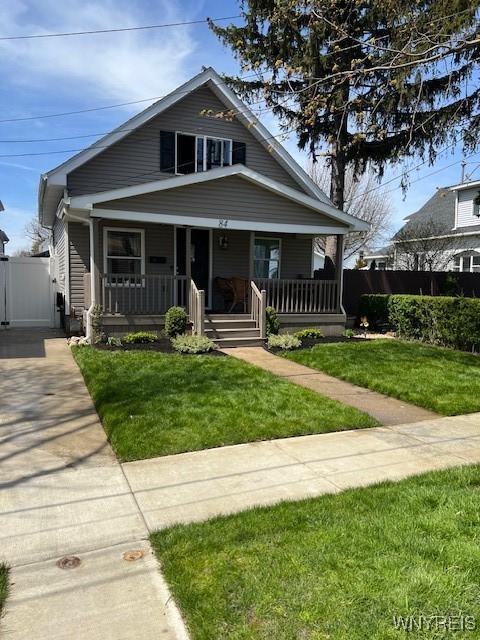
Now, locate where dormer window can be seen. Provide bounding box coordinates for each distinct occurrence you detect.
[160,130,245,175]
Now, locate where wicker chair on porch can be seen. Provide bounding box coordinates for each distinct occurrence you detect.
[214,277,249,313]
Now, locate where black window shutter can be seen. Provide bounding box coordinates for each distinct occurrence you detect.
[160,131,175,173]
[232,140,246,165]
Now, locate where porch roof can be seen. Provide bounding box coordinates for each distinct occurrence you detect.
[67,165,368,235]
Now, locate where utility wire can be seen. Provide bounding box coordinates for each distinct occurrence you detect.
[0,15,241,41]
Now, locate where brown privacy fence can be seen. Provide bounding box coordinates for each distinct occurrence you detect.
[343,269,480,317]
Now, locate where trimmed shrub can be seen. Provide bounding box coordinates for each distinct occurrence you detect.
[388,295,480,351]
[171,334,216,354]
[266,306,280,336]
[267,333,301,350]
[123,331,158,344]
[294,328,324,341]
[343,329,355,339]
[165,306,188,338]
[359,294,391,328]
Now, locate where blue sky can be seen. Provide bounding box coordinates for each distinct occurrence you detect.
[0,0,477,253]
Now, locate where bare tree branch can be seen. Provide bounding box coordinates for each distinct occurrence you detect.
[308,162,393,260]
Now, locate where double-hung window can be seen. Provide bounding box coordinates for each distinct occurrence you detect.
[253,237,281,279]
[104,228,145,284]
[453,252,480,272]
[174,133,233,174]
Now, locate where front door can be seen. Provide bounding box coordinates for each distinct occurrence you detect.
[176,228,211,307]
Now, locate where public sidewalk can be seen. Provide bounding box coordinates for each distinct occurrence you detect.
[223,346,438,425]
[122,413,480,531]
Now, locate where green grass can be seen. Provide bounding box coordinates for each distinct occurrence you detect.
[284,339,480,415]
[151,465,480,640]
[74,348,377,461]
[0,564,9,618]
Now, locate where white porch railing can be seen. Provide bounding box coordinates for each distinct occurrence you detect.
[255,278,339,314]
[100,274,188,315]
[250,281,267,338]
[189,279,205,335]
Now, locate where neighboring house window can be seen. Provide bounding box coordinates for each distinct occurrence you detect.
[453,252,480,272]
[104,228,145,282]
[253,237,281,279]
[160,130,244,174]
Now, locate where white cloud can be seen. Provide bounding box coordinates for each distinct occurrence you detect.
[0,0,197,105]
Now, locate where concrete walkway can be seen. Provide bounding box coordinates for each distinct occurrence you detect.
[0,330,187,640]
[224,346,438,425]
[123,413,480,531]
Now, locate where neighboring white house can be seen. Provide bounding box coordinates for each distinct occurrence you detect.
[391,182,480,272]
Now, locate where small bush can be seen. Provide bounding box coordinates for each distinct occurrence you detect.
[107,336,122,347]
[359,294,391,328]
[123,331,158,344]
[343,329,355,339]
[165,306,188,337]
[266,306,280,336]
[171,334,216,354]
[267,333,301,350]
[294,328,324,341]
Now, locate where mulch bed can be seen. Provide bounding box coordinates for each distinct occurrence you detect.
[266,335,372,354]
[94,339,226,356]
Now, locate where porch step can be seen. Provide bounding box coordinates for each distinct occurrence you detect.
[206,327,261,340]
[204,318,257,330]
[213,336,265,348]
[205,314,251,321]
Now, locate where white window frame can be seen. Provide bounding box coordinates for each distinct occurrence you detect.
[103,226,145,287]
[174,131,233,174]
[452,252,480,273]
[253,236,282,279]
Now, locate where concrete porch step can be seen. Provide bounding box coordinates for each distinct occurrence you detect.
[212,336,265,348]
[206,313,251,321]
[206,327,261,340]
[205,318,257,330]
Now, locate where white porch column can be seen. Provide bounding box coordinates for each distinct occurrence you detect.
[335,234,344,313]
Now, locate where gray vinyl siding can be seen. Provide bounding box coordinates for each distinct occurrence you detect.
[278,235,313,278]
[67,85,305,196]
[98,220,175,275]
[52,216,66,294]
[96,176,345,229]
[69,222,90,311]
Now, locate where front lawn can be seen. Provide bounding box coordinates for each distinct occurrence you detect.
[152,465,480,640]
[0,564,9,617]
[74,348,376,461]
[285,339,480,415]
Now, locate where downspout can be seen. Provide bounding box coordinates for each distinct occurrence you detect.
[86,217,96,342]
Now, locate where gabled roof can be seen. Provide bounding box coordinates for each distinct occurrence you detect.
[393,187,456,239]
[68,164,368,231]
[40,67,333,225]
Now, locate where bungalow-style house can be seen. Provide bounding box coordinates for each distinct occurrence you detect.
[39,67,368,345]
[392,182,480,272]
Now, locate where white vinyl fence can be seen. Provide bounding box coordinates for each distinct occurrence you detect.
[0,256,57,328]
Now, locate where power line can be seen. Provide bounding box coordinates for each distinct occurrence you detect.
[0,72,268,124]
[0,15,241,41]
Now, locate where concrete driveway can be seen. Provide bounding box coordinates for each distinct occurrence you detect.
[0,330,186,640]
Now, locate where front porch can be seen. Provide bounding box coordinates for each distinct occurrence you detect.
[82,221,346,343]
